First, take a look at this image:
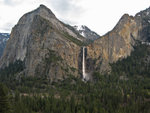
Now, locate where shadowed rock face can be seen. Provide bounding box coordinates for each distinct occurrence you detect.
[86,7,150,73]
[0,5,150,80]
[0,5,85,81]
[134,7,150,41]
[0,33,9,58]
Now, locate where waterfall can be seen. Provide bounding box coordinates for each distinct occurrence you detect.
[82,47,86,79]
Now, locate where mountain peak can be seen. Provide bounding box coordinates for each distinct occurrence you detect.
[73,25,100,40]
[35,4,56,18]
[120,13,134,21]
[18,4,56,25]
[39,4,47,8]
[38,4,53,13]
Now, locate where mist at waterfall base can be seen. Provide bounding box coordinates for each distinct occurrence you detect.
[82,47,90,81]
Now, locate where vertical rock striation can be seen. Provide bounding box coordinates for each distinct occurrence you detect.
[0,5,150,80]
[87,7,150,73]
[0,5,85,81]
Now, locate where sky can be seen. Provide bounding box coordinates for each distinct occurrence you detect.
[0,0,149,35]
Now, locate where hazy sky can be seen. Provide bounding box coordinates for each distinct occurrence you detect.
[0,0,149,35]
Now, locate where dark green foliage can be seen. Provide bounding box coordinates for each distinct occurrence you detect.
[110,44,150,76]
[0,60,24,84]
[44,49,62,64]
[62,32,84,46]
[0,60,24,77]
[4,72,149,113]
[61,23,82,37]
[0,44,150,113]
[0,83,12,113]
[70,67,76,72]
[32,15,85,46]
[61,23,97,45]
[43,49,62,76]
[0,60,24,91]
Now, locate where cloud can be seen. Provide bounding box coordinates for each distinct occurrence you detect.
[0,0,41,33]
[46,0,85,17]
[2,0,23,6]
[0,0,150,35]
[44,0,86,27]
[59,18,78,25]
[48,0,81,13]
[0,22,14,33]
[0,0,85,32]
[49,0,72,13]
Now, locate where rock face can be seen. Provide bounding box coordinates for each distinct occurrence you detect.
[0,5,150,80]
[0,5,85,81]
[86,7,150,73]
[73,25,100,41]
[0,33,9,57]
[134,7,150,41]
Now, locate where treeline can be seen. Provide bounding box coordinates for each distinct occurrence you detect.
[110,44,150,76]
[0,60,24,80]
[0,44,150,113]
[0,73,150,113]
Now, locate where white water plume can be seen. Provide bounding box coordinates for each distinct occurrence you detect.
[82,47,90,81]
[82,46,86,79]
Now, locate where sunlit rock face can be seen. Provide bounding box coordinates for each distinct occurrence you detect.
[1,4,150,81]
[0,5,85,81]
[86,7,150,73]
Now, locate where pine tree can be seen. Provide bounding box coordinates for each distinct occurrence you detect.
[0,83,11,113]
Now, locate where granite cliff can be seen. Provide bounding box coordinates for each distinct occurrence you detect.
[0,5,150,80]
[86,7,150,73]
[0,5,86,81]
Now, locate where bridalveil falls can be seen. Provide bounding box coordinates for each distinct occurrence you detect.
[82,47,86,79]
[82,47,89,81]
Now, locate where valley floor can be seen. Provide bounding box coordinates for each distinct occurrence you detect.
[0,44,150,113]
